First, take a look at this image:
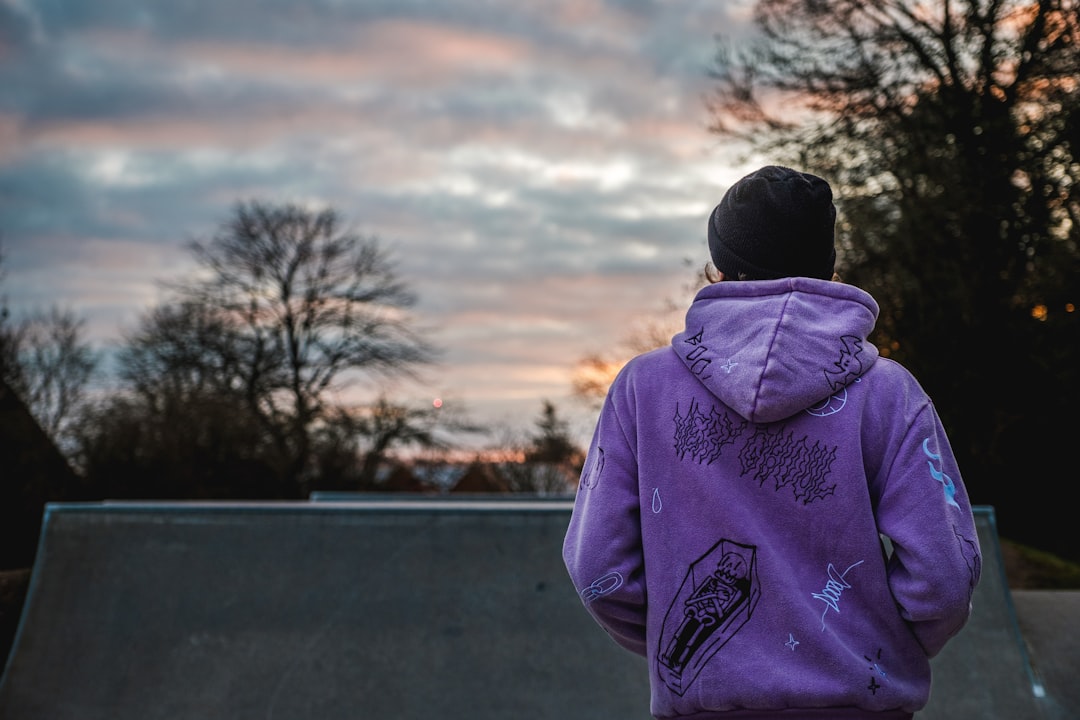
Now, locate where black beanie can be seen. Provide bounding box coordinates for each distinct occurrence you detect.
[708,165,837,281]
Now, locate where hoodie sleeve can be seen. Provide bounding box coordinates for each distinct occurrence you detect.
[562,380,647,656]
[870,397,982,658]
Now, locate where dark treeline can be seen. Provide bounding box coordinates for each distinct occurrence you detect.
[3,0,1078,569]
[0,204,585,569]
[709,0,1079,561]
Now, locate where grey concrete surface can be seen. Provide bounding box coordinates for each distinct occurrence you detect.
[917,506,1073,720]
[0,501,1075,720]
[0,499,652,720]
[1011,590,1080,720]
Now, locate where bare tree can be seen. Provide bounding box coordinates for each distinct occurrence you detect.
[572,260,708,407]
[1,246,98,455]
[118,299,255,413]
[69,300,283,498]
[706,0,1080,559]
[0,298,98,457]
[310,395,485,490]
[5,308,97,442]
[496,401,584,494]
[707,0,1079,323]
[111,200,439,496]
[190,201,438,492]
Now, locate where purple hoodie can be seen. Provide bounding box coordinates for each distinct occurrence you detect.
[563,278,981,719]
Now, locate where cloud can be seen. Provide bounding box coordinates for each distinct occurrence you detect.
[0,0,754,448]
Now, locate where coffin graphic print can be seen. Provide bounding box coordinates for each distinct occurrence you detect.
[658,538,760,695]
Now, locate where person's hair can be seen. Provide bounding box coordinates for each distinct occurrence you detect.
[704,261,721,283]
[704,260,841,285]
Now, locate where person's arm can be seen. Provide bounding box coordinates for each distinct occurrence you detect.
[562,384,648,656]
[873,402,982,658]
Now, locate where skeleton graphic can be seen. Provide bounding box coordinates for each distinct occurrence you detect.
[658,539,759,695]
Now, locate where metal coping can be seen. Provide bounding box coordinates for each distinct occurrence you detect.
[41,496,577,519]
[309,491,574,503]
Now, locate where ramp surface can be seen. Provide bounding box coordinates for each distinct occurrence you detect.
[0,501,1073,719]
[0,500,650,720]
[918,506,1052,719]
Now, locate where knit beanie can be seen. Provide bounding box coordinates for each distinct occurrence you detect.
[707,165,837,281]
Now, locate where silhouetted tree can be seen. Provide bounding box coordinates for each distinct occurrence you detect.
[0,247,84,572]
[187,201,438,494]
[79,201,439,498]
[0,374,81,569]
[66,299,286,498]
[499,401,584,494]
[73,390,282,500]
[708,0,1080,558]
[571,354,624,411]
[313,396,484,491]
[572,261,708,408]
[0,252,98,460]
[524,400,579,465]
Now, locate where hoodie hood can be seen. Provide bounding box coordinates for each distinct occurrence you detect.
[672,277,879,424]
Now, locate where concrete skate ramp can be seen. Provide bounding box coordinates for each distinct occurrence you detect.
[0,501,1074,719]
[0,499,650,720]
[917,506,1055,720]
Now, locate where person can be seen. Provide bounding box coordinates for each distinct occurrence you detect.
[562,165,981,719]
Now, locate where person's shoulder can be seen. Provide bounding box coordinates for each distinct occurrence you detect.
[861,355,936,411]
[612,345,680,386]
[866,355,922,385]
[621,345,679,372]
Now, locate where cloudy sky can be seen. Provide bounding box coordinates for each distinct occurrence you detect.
[1,0,761,449]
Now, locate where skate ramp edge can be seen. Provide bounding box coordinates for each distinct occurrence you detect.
[0,501,1075,720]
[0,499,651,720]
[916,506,1066,720]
